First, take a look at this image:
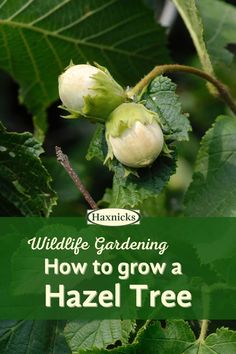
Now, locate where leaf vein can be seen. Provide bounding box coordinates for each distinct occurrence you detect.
[82,11,146,41]
[29,0,71,26]
[55,0,119,34]
[0,0,7,10]
[18,28,49,101]
[113,28,158,48]
[0,19,158,61]
[75,43,88,62]
[44,35,64,72]
[134,41,161,54]
[0,27,14,74]
[7,0,35,21]
[207,7,229,45]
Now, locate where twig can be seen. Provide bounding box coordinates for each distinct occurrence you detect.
[55,146,98,210]
[128,64,236,115]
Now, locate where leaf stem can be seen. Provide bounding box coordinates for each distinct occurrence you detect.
[129,64,236,115]
[55,146,98,210]
[198,319,209,342]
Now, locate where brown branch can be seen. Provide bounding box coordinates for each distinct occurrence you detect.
[128,64,236,115]
[55,146,98,210]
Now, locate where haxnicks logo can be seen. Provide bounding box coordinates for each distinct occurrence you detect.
[87,208,140,226]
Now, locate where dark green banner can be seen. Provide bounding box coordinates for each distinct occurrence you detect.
[0,217,235,319]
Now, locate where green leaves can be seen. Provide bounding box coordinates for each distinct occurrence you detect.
[67,321,236,354]
[110,155,176,208]
[172,1,236,216]
[135,322,236,354]
[87,75,190,208]
[198,0,236,66]
[0,123,56,216]
[185,115,236,216]
[201,327,236,354]
[134,320,195,354]
[172,0,214,76]
[142,75,191,142]
[0,320,70,354]
[173,0,236,72]
[1,318,236,354]
[64,320,135,353]
[0,0,170,135]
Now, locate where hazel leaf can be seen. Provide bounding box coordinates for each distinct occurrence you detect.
[198,0,236,67]
[141,75,192,142]
[64,320,135,352]
[0,320,70,354]
[0,0,170,137]
[74,321,236,354]
[185,115,236,216]
[172,0,215,76]
[0,122,57,216]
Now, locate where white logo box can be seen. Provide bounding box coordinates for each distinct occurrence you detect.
[87,208,140,226]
